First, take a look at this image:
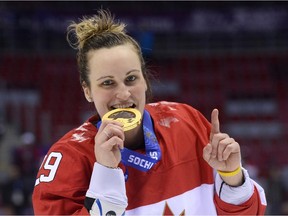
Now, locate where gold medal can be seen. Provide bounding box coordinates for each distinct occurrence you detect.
[102,108,142,131]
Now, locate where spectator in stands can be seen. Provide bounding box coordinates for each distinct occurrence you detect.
[32,9,267,215]
[10,132,38,214]
[265,165,286,214]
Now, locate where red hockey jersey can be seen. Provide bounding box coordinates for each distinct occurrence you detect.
[32,101,266,215]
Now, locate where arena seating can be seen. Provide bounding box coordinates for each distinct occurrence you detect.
[1,53,287,169]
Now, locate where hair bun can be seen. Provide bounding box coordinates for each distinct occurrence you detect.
[67,9,126,50]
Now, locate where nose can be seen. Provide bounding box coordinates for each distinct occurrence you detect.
[116,84,131,100]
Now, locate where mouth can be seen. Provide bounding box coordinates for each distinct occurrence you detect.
[110,103,136,110]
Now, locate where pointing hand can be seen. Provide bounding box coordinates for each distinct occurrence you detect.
[203,109,243,185]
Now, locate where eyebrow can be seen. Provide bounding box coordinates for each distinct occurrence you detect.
[96,69,141,81]
[96,75,113,81]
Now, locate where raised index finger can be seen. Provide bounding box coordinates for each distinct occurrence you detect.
[211,108,220,135]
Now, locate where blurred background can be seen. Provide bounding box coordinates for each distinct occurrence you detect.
[0,1,288,215]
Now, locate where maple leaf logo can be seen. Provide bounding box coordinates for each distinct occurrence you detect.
[162,202,185,216]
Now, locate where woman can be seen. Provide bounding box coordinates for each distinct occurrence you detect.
[32,9,267,215]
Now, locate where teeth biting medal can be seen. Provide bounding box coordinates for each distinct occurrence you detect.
[102,108,142,131]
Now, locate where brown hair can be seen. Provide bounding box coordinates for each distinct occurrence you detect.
[67,9,152,101]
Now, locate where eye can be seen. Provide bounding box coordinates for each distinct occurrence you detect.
[102,79,114,86]
[126,75,136,82]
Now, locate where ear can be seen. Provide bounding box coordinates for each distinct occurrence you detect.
[82,82,93,102]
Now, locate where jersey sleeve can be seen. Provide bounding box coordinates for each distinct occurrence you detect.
[214,167,267,215]
[32,144,92,215]
[32,123,128,216]
[85,163,128,215]
[214,185,267,215]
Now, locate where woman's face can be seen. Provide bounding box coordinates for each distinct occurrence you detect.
[83,44,147,118]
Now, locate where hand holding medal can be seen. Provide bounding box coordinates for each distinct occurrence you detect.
[95,108,161,180]
[95,108,142,169]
